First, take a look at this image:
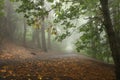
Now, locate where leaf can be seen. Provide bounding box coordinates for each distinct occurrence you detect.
[47,0,54,3]
[0,69,6,73]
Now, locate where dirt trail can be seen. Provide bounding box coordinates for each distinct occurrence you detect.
[0,41,93,63]
[0,42,115,80]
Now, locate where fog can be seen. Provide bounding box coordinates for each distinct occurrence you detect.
[0,0,90,54]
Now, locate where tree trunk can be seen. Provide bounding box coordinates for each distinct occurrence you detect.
[32,28,41,48]
[36,29,41,48]
[32,28,35,43]
[41,17,47,52]
[100,0,120,80]
[4,0,15,40]
[47,26,52,49]
[23,18,27,46]
[112,1,120,49]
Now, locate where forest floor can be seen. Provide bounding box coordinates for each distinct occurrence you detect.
[0,41,115,80]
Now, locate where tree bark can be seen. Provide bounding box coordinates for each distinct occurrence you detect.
[47,26,52,49]
[100,0,120,80]
[4,0,15,40]
[23,18,27,46]
[112,1,120,49]
[36,29,41,48]
[41,17,47,52]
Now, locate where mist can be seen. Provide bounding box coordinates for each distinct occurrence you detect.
[0,0,88,54]
[0,0,115,80]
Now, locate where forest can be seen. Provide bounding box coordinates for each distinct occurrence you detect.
[0,0,120,80]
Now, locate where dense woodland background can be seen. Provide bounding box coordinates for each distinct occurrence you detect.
[0,0,120,80]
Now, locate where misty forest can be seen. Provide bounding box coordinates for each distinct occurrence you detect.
[0,0,120,80]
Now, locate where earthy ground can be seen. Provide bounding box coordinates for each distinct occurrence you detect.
[0,42,115,80]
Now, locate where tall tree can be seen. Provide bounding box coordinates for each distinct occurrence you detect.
[53,0,120,79]
[0,0,4,44]
[47,25,52,49]
[4,0,16,40]
[0,0,4,16]
[100,0,120,79]
[32,18,41,48]
[41,17,47,52]
[14,0,48,52]
[23,18,27,46]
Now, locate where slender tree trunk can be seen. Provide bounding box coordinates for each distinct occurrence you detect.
[4,0,15,40]
[47,26,51,49]
[23,18,27,46]
[32,28,36,44]
[41,17,47,52]
[32,28,38,48]
[100,0,120,80]
[36,29,41,48]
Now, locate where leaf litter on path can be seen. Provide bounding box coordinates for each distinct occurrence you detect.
[0,42,115,80]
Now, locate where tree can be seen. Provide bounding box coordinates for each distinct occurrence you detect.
[100,0,120,79]
[0,0,4,16]
[52,0,112,61]
[75,20,111,61]
[12,0,120,79]
[53,0,120,79]
[47,25,52,49]
[13,0,48,51]
[41,17,47,52]
[23,18,27,46]
[4,0,17,40]
[111,0,120,46]
[0,0,18,43]
[32,18,41,48]
[0,0,4,44]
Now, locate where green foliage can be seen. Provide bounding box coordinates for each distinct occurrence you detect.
[55,31,71,42]
[75,20,111,61]
[52,0,113,62]
[13,0,48,26]
[47,0,54,3]
[13,0,120,63]
[0,0,4,16]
